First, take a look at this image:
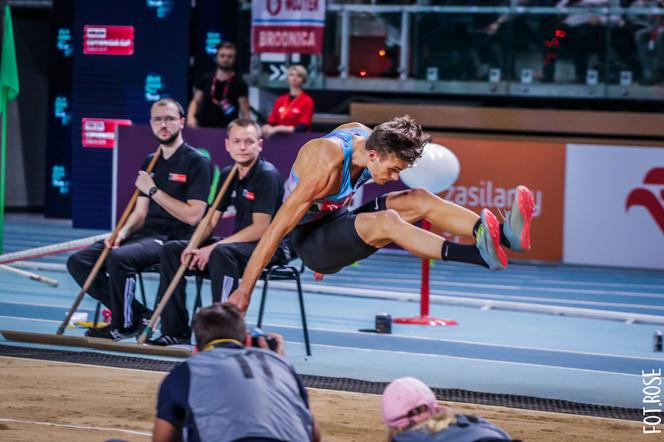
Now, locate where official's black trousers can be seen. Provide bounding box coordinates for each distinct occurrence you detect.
[157,239,290,338]
[66,232,168,329]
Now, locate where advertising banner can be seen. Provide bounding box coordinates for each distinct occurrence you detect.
[72,0,190,228]
[81,118,132,148]
[564,144,664,269]
[430,136,566,262]
[83,25,135,55]
[251,0,326,54]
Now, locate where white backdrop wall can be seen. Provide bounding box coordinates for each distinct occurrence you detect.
[564,144,664,270]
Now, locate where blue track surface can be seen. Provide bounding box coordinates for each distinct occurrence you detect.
[1,214,663,409]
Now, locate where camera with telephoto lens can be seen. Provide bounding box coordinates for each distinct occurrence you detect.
[250,328,278,352]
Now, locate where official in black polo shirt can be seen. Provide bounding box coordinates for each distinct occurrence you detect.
[187,42,250,129]
[149,118,290,345]
[66,98,211,341]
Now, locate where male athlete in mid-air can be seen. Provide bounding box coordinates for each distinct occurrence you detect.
[229,116,534,312]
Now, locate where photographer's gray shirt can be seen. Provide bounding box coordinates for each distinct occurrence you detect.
[157,343,314,442]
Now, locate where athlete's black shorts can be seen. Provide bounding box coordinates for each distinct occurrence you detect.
[291,195,388,274]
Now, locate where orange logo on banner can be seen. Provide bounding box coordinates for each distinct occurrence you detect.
[429,136,565,262]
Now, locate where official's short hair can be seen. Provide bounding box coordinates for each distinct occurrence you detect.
[365,115,429,165]
[151,98,185,118]
[288,64,308,83]
[216,41,237,53]
[192,303,246,351]
[227,118,262,138]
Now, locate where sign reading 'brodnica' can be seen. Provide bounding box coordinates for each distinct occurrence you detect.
[251,0,326,54]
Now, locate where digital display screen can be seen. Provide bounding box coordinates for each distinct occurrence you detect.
[71,0,190,228]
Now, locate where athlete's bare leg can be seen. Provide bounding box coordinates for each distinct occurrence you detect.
[354,209,445,259]
[385,187,478,236]
[355,188,509,270]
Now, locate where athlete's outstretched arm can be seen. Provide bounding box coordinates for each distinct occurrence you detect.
[228,139,342,313]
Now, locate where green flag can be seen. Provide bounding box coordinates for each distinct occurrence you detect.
[0,5,19,254]
[0,5,18,112]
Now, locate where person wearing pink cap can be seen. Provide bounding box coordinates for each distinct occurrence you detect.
[381,377,517,441]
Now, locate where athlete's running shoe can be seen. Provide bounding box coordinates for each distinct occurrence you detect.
[502,185,535,251]
[476,209,507,270]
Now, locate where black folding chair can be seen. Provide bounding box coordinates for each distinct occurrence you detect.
[256,261,311,356]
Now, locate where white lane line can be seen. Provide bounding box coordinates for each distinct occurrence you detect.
[320,274,664,298]
[271,281,664,325]
[0,418,151,437]
[306,343,642,378]
[0,299,97,310]
[0,315,60,324]
[310,280,664,310]
[268,323,664,362]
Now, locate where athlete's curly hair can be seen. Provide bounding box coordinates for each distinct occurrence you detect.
[365,115,430,165]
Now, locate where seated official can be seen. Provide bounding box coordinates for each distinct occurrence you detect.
[148,119,290,346]
[67,98,210,341]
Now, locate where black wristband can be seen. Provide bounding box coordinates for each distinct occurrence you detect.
[148,186,158,198]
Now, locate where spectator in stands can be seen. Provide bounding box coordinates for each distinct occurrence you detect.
[153,303,321,442]
[546,0,618,83]
[187,42,250,129]
[262,65,315,138]
[631,0,664,84]
[382,377,516,441]
[474,0,555,81]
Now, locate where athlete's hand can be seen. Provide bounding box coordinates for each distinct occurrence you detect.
[135,171,156,195]
[228,286,251,314]
[313,272,325,281]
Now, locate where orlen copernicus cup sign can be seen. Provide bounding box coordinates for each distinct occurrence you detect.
[83,25,135,56]
[252,0,326,54]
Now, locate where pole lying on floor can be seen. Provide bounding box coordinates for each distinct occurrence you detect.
[0,330,191,357]
[137,164,238,345]
[0,234,108,265]
[0,263,59,287]
[56,148,162,335]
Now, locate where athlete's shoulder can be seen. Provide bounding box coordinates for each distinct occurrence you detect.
[333,122,372,133]
[300,136,343,161]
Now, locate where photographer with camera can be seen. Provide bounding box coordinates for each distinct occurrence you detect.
[153,303,321,442]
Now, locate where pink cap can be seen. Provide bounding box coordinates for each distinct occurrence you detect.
[381,377,446,429]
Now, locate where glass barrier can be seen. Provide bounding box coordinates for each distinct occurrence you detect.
[249,2,664,101]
